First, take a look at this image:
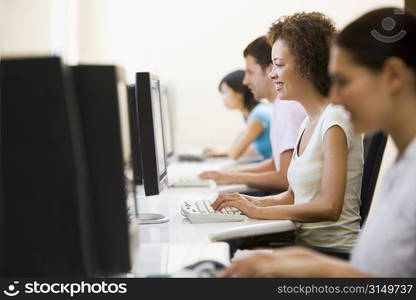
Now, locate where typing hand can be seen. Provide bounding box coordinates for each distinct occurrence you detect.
[199,170,234,185]
[211,192,258,218]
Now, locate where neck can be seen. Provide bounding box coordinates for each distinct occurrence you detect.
[266,86,278,103]
[387,95,416,156]
[297,88,328,122]
[241,107,250,118]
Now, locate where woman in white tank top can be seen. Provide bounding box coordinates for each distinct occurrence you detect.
[213,12,363,251]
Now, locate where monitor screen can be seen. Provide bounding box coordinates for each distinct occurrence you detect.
[150,80,167,179]
[160,86,174,159]
[136,72,168,196]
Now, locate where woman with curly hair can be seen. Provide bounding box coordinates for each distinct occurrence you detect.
[212,12,363,251]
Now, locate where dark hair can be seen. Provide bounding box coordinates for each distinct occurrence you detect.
[267,12,336,96]
[243,36,272,71]
[336,8,416,74]
[219,70,258,111]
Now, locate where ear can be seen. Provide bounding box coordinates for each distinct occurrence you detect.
[382,57,407,96]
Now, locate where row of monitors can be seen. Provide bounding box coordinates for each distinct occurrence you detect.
[0,56,172,276]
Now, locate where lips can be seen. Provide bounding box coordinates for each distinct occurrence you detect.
[274,81,283,90]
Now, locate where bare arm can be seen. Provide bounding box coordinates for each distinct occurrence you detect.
[200,150,292,191]
[212,190,294,212]
[213,126,348,222]
[219,247,372,278]
[236,158,275,173]
[227,119,264,159]
[226,150,292,190]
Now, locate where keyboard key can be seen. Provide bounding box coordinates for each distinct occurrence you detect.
[202,200,215,213]
[195,200,207,213]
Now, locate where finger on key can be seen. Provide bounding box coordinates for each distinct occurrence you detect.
[215,193,238,210]
[217,200,237,212]
[212,194,226,210]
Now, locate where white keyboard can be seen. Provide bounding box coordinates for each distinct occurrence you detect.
[170,176,216,188]
[181,193,247,223]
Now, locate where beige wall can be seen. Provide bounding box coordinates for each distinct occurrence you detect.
[0,0,52,56]
[0,0,402,207]
[75,0,403,149]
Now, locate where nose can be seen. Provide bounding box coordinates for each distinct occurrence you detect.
[242,73,249,86]
[268,65,277,80]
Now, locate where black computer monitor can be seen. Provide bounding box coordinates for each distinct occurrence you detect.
[0,57,137,276]
[127,84,144,185]
[136,72,168,196]
[160,86,175,160]
[70,64,139,275]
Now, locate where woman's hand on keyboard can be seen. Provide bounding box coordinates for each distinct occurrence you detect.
[199,170,234,184]
[211,192,259,218]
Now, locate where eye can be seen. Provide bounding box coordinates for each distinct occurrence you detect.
[337,78,348,87]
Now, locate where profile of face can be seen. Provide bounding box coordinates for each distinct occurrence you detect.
[269,39,309,101]
[328,46,393,134]
[243,55,272,100]
[220,82,244,110]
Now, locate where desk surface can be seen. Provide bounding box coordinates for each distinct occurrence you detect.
[133,186,237,277]
[132,159,294,277]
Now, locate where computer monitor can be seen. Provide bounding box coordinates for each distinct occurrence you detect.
[0,57,137,276]
[70,64,139,275]
[136,72,168,196]
[160,86,175,160]
[127,84,143,185]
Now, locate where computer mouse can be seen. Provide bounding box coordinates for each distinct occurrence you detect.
[184,260,226,278]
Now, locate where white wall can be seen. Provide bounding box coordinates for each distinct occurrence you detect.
[0,0,404,205]
[1,0,403,149]
[0,0,52,55]
[0,0,77,62]
[76,0,403,149]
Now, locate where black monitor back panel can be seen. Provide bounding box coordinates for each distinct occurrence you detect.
[136,72,167,196]
[70,65,137,275]
[0,57,95,276]
[127,84,143,185]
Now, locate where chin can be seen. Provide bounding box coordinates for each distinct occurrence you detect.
[278,94,290,101]
[353,121,377,136]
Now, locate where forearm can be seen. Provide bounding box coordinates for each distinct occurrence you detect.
[255,190,294,206]
[233,159,275,173]
[229,171,288,191]
[253,198,340,222]
[325,261,374,277]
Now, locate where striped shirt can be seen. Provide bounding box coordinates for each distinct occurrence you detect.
[287,104,363,250]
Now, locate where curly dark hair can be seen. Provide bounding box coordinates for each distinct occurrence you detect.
[267,12,336,96]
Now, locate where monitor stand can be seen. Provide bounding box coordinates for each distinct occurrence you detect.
[137,213,169,224]
[133,185,169,224]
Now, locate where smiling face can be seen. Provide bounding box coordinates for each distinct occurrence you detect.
[219,82,244,110]
[328,46,392,134]
[269,39,311,101]
[242,55,272,101]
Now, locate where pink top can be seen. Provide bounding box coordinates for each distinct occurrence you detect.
[270,98,306,170]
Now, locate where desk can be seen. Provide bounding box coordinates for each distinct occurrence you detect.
[133,186,238,277]
[132,159,295,277]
